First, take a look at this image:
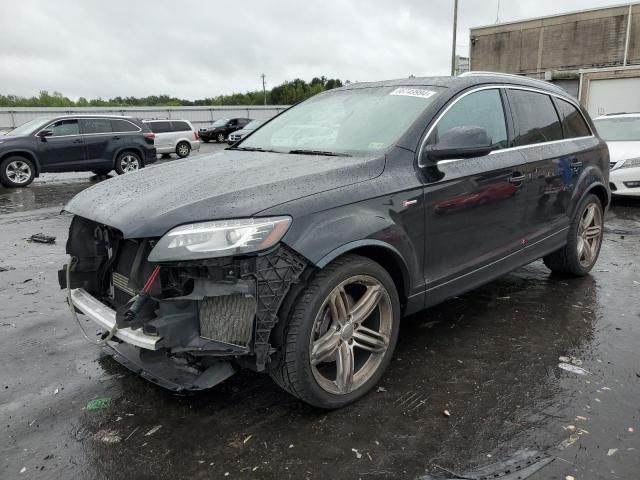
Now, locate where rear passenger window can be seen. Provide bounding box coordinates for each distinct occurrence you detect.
[555,99,591,138]
[508,90,563,146]
[147,121,171,133]
[431,89,508,149]
[81,119,112,134]
[48,119,79,136]
[111,119,139,132]
[171,121,190,132]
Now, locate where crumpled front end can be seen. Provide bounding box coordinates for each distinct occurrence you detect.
[59,216,308,391]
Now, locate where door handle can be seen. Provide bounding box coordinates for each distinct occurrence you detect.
[509,174,526,184]
[570,160,583,168]
[112,136,121,140]
[72,139,83,144]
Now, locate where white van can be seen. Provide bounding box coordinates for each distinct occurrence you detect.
[143,119,201,158]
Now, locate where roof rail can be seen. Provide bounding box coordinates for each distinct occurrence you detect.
[605,111,640,116]
[459,71,554,87]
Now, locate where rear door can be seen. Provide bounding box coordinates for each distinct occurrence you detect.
[80,118,114,168]
[505,88,592,244]
[147,121,172,149]
[422,87,529,306]
[37,119,86,171]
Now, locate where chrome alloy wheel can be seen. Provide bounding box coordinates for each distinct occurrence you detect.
[309,275,393,395]
[577,202,603,268]
[119,154,140,173]
[6,160,32,184]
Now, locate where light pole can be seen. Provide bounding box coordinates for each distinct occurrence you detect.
[451,0,459,76]
[261,73,267,105]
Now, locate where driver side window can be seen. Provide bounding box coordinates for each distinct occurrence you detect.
[431,89,508,150]
[48,119,79,136]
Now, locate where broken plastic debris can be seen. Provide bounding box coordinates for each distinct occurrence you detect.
[443,409,451,417]
[607,448,618,456]
[243,435,252,444]
[28,233,56,244]
[576,415,588,421]
[351,448,362,459]
[558,435,580,450]
[95,430,121,444]
[53,388,59,395]
[85,397,112,410]
[19,467,26,474]
[629,427,635,433]
[558,363,589,375]
[145,425,162,436]
[565,476,575,480]
[376,386,386,393]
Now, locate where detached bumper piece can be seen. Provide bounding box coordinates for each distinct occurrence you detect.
[105,341,236,392]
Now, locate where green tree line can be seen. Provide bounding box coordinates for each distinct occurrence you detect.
[0,77,345,108]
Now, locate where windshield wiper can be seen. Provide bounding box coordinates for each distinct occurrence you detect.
[228,146,279,153]
[288,149,351,157]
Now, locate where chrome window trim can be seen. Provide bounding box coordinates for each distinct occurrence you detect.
[34,117,141,138]
[417,84,594,168]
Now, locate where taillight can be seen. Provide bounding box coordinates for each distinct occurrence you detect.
[194,131,199,141]
[144,133,156,140]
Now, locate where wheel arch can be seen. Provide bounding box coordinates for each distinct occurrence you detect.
[113,146,145,168]
[0,149,41,175]
[315,240,410,307]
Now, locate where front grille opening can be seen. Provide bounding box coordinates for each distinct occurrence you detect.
[199,295,256,347]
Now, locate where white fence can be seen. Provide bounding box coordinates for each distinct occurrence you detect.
[0,105,290,131]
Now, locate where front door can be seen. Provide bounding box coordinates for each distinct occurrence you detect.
[37,119,86,171]
[421,87,529,307]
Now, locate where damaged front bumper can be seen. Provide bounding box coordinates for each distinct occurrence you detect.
[62,216,308,392]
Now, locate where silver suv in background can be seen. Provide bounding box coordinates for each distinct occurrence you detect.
[143,119,200,158]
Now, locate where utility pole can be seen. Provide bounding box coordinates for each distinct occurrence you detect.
[261,73,267,105]
[451,0,458,76]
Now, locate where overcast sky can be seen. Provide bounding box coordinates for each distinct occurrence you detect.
[0,0,630,100]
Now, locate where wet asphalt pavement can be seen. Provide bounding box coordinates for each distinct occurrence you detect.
[1,143,639,479]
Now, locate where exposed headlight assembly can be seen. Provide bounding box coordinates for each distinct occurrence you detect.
[148,216,291,262]
[619,157,640,169]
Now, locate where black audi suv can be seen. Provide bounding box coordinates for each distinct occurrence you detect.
[60,73,610,408]
[0,115,157,187]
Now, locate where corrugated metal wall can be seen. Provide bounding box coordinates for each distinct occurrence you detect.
[0,105,289,131]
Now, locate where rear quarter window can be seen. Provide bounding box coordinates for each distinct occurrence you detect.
[111,119,140,133]
[555,99,591,138]
[81,118,112,134]
[171,121,191,132]
[508,90,563,147]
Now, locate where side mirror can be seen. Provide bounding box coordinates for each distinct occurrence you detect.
[422,126,493,165]
[37,129,53,139]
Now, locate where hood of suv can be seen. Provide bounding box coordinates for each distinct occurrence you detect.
[65,149,384,238]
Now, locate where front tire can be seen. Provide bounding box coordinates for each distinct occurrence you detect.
[176,142,191,158]
[270,254,400,409]
[0,156,35,188]
[115,151,142,175]
[543,193,604,276]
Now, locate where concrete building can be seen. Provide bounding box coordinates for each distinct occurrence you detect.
[455,55,470,75]
[469,2,640,102]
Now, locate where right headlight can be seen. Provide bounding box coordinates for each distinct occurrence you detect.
[148,216,291,262]
[619,157,640,169]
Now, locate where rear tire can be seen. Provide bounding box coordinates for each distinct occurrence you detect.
[270,254,400,409]
[176,142,191,158]
[543,193,604,276]
[0,156,35,188]
[115,151,143,175]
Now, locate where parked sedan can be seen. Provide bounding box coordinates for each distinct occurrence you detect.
[0,115,156,187]
[227,119,267,144]
[61,74,609,409]
[594,113,640,197]
[199,118,252,143]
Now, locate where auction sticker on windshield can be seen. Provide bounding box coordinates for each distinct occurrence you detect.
[389,87,437,99]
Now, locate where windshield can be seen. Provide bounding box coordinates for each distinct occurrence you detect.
[5,117,49,137]
[238,86,442,155]
[594,117,640,141]
[211,118,230,127]
[245,119,266,130]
